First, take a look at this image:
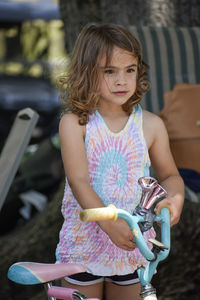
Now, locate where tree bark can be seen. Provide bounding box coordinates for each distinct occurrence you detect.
[175,0,200,26]
[146,0,176,26]
[147,0,200,27]
[58,0,150,53]
[100,0,149,27]
[58,0,101,54]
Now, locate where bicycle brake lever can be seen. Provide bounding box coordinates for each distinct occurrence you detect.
[133,205,156,232]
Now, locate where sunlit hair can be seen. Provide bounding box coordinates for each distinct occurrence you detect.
[58,23,150,125]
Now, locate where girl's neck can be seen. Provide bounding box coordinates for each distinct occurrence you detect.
[97,107,130,134]
[98,103,128,119]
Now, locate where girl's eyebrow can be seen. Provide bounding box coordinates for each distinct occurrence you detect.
[100,63,137,69]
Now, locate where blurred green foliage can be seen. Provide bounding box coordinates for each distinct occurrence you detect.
[0,19,68,82]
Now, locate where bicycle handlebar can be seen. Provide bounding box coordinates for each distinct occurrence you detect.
[80,204,118,222]
[80,203,171,289]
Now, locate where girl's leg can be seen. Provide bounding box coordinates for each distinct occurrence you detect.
[105,281,142,300]
[61,278,104,299]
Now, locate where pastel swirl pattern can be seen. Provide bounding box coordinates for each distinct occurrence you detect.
[56,104,155,276]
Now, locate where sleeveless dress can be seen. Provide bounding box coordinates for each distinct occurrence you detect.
[56,104,155,276]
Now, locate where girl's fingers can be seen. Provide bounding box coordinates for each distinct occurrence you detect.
[125,240,137,250]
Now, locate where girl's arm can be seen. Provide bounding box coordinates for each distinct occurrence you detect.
[59,113,104,210]
[144,111,184,226]
[59,113,136,250]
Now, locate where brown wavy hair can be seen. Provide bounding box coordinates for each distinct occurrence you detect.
[58,23,150,125]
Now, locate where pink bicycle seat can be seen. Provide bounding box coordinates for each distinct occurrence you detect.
[8,262,85,285]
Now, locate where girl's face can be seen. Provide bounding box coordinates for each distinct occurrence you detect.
[98,46,138,109]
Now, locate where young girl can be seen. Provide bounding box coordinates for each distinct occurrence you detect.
[56,23,184,300]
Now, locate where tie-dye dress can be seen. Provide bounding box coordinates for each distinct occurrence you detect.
[56,104,155,276]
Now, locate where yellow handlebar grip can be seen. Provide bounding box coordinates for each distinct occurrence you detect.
[80,204,118,222]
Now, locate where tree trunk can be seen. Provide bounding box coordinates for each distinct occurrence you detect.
[58,0,150,53]
[175,0,200,26]
[100,0,149,27]
[58,0,100,54]
[146,0,176,26]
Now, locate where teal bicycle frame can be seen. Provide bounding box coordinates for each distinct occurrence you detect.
[80,177,171,299]
[80,204,170,300]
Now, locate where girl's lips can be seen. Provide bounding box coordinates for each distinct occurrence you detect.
[113,91,128,96]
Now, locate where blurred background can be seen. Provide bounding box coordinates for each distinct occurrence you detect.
[0,0,200,299]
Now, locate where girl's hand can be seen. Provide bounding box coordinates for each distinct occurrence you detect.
[98,218,137,251]
[155,194,184,227]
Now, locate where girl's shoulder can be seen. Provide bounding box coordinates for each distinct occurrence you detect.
[60,111,79,122]
[142,109,165,128]
[59,112,86,137]
[142,109,169,147]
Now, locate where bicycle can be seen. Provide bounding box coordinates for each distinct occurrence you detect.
[8,176,171,300]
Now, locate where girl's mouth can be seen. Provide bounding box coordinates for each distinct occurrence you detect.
[113,91,128,96]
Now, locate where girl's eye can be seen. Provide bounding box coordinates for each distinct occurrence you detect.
[104,69,114,74]
[127,68,135,73]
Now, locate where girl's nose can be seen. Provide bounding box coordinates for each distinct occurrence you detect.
[115,72,126,85]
